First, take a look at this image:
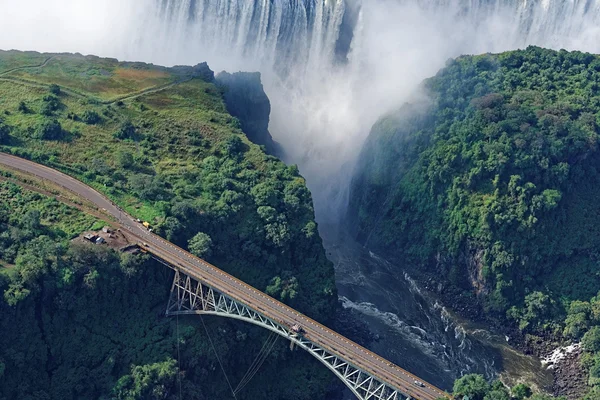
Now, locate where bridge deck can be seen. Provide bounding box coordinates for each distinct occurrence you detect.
[0,152,450,400]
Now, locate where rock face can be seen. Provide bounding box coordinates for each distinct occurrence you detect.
[216,71,283,156]
[545,345,587,399]
[171,62,215,81]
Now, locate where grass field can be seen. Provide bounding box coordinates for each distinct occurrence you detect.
[0,179,98,238]
[0,50,277,226]
[0,50,49,75]
[0,51,175,100]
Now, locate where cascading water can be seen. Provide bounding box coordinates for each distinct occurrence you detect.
[125,0,600,222]
[2,0,600,392]
[4,0,600,220]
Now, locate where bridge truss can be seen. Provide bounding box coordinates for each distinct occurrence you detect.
[165,269,412,400]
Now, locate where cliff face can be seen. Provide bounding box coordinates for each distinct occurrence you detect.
[216,71,283,156]
[348,45,600,319]
[348,46,600,397]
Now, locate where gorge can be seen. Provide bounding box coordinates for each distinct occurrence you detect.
[2,1,600,399]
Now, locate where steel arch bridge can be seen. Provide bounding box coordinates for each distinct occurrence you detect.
[165,268,417,400]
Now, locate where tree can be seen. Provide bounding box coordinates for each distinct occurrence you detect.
[81,110,102,125]
[250,181,279,207]
[582,326,600,353]
[222,135,245,156]
[114,120,136,140]
[34,119,63,140]
[589,359,600,386]
[564,300,591,339]
[0,121,9,143]
[40,94,61,116]
[48,84,61,95]
[3,282,31,306]
[129,174,170,201]
[514,291,555,331]
[266,275,299,301]
[91,157,111,175]
[583,385,600,400]
[161,216,182,242]
[511,383,532,400]
[17,101,30,114]
[529,394,565,400]
[188,232,212,258]
[116,150,134,169]
[22,209,41,232]
[483,389,509,400]
[120,252,146,277]
[453,374,490,400]
[112,359,178,400]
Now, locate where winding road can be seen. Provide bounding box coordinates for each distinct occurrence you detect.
[0,152,450,400]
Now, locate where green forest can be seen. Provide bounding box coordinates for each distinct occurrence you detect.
[0,181,343,400]
[350,46,600,398]
[0,51,340,399]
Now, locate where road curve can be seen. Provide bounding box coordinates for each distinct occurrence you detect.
[0,152,451,400]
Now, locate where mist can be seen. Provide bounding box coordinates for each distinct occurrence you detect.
[2,0,600,221]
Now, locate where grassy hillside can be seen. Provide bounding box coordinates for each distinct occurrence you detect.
[0,50,339,400]
[349,46,600,399]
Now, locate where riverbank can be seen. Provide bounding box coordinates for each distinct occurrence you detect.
[320,222,591,397]
[414,268,587,399]
[322,224,524,390]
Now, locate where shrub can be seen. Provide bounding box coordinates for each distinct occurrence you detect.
[81,110,102,125]
[114,120,136,140]
[48,84,61,95]
[34,119,63,140]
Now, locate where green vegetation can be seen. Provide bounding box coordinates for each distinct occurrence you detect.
[0,49,335,320]
[448,374,563,400]
[350,46,600,397]
[0,183,338,400]
[0,50,338,399]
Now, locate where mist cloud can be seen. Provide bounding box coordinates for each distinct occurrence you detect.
[1,0,600,221]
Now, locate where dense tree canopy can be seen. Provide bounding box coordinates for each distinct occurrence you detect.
[0,182,340,400]
[350,46,600,398]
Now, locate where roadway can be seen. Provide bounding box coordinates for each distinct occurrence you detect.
[0,152,450,400]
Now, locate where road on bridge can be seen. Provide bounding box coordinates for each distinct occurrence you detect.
[0,152,451,400]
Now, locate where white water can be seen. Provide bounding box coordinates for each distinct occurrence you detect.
[327,226,502,388]
[3,0,600,220]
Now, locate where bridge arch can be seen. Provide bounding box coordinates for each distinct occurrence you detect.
[165,269,408,400]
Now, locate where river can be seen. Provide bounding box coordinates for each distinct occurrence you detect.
[320,224,553,394]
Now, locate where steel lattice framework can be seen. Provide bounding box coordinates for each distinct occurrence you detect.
[166,269,412,400]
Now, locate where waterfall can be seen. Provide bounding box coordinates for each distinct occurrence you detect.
[2,0,600,220]
[131,0,346,77]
